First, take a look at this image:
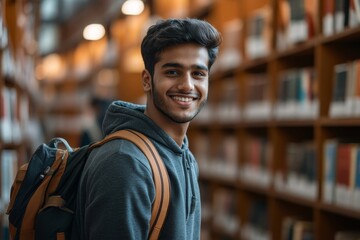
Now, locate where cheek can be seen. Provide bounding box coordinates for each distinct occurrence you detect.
[198,82,209,97]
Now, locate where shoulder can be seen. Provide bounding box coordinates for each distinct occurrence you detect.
[83,139,154,182]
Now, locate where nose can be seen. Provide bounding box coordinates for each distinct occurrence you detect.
[178,72,194,91]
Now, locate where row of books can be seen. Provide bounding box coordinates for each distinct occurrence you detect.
[277,0,317,51]
[274,141,318,200]
[329,59,360,118]
[274,67,318,120]
[0,150,17,215]
[281,217,314,240]
[194,133,318,200]
[212,188,240,236]
[215,0,359,64]
[323,140,360,210]
[204,58,360,122]
[244,67,318,121]
[0,86,27,144]
[243,74,272,121]
[195,131,360,211]
[240,199,270,240]
[213,79,242,123]
[245,4,271,60]
[212,19,242,72]
[201,185,269,240]
[197,67,319,123]
[335,231,360,240]
[1,21,38,95]
[323,0,360,37]
[195,133,238,180]
[201,183,359,240]
[239,136,273,187]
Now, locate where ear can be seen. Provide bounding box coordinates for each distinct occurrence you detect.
[142,69,151,92]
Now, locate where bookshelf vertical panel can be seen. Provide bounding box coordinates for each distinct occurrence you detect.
[316,44,336,118]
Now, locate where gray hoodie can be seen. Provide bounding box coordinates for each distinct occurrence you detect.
[74,101,201,239]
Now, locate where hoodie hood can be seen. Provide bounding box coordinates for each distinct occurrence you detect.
[102,100,186,154]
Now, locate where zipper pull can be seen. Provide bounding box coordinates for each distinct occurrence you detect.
[40,166,50,179]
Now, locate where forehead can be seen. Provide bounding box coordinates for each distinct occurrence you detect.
[157,43,209,68]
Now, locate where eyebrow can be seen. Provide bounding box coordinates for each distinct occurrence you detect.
[161,62,208,71]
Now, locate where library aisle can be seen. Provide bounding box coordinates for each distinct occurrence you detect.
[2,0,360,239]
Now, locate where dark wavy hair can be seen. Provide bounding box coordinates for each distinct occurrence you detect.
[141,18,222,77]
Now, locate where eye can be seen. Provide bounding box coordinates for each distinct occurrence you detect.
[192,71,207,79]
[165,70,179,77]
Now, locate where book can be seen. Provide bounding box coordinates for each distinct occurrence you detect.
[0,150,17,213]
[245,5,271,59]
[299,67,318,118]
[213,134,238,179]
[323,139,338,204]
[216,79,241,123]
[282,217,314,240]
[285,142,317,199]
[243,74,271,120]
[213,188,239,235]
[292,220,314,240]
[335,143,357,206]
[277,0,290,50]
[282,216,296,240]
[334,0,350,32]
[352,59,360,115]
[241,136,272,187]
[1,87,13,143]
[275,68,318,119]
[353,145,360,209]
[335,231,360,240]
[241,199,269,240]
[304,0,317,39]
[287,0,308,44]
[215,19,243,71]
[355,0,360,22]
[330,63,350,117]
[275,70,292,118]
[323,0,336,36]
[350,0,360,27]
[192,132,211,175]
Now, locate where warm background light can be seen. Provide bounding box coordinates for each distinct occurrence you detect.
[121,0,145,15]
[83,24,106,40]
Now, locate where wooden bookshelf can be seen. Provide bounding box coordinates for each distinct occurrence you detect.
[189,0,360,239]
[0,1,43,238]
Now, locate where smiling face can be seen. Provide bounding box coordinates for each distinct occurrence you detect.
[143,43,209,126]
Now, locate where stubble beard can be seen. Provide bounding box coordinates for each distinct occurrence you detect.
[152,86,207,124]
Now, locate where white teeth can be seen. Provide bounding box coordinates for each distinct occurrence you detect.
[173,96,193,102]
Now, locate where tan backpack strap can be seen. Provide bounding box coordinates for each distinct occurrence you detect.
[91,129,170,240]
[20,150,68,234]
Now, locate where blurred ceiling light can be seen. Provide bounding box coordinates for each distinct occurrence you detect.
[42,53,66,80]
[83,24,105,40]
[121,0,145,15]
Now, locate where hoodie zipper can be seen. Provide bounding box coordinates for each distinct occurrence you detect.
[183,152,197,220]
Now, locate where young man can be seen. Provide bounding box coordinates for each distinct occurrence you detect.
[74,18,221,239]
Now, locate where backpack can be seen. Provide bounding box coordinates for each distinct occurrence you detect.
[6,129,171,240]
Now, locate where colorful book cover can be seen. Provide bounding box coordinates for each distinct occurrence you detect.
[323,139,338,203]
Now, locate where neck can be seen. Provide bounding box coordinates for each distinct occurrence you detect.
[144,109,189,147]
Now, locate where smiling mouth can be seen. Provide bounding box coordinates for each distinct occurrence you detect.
[172,95,198,102]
